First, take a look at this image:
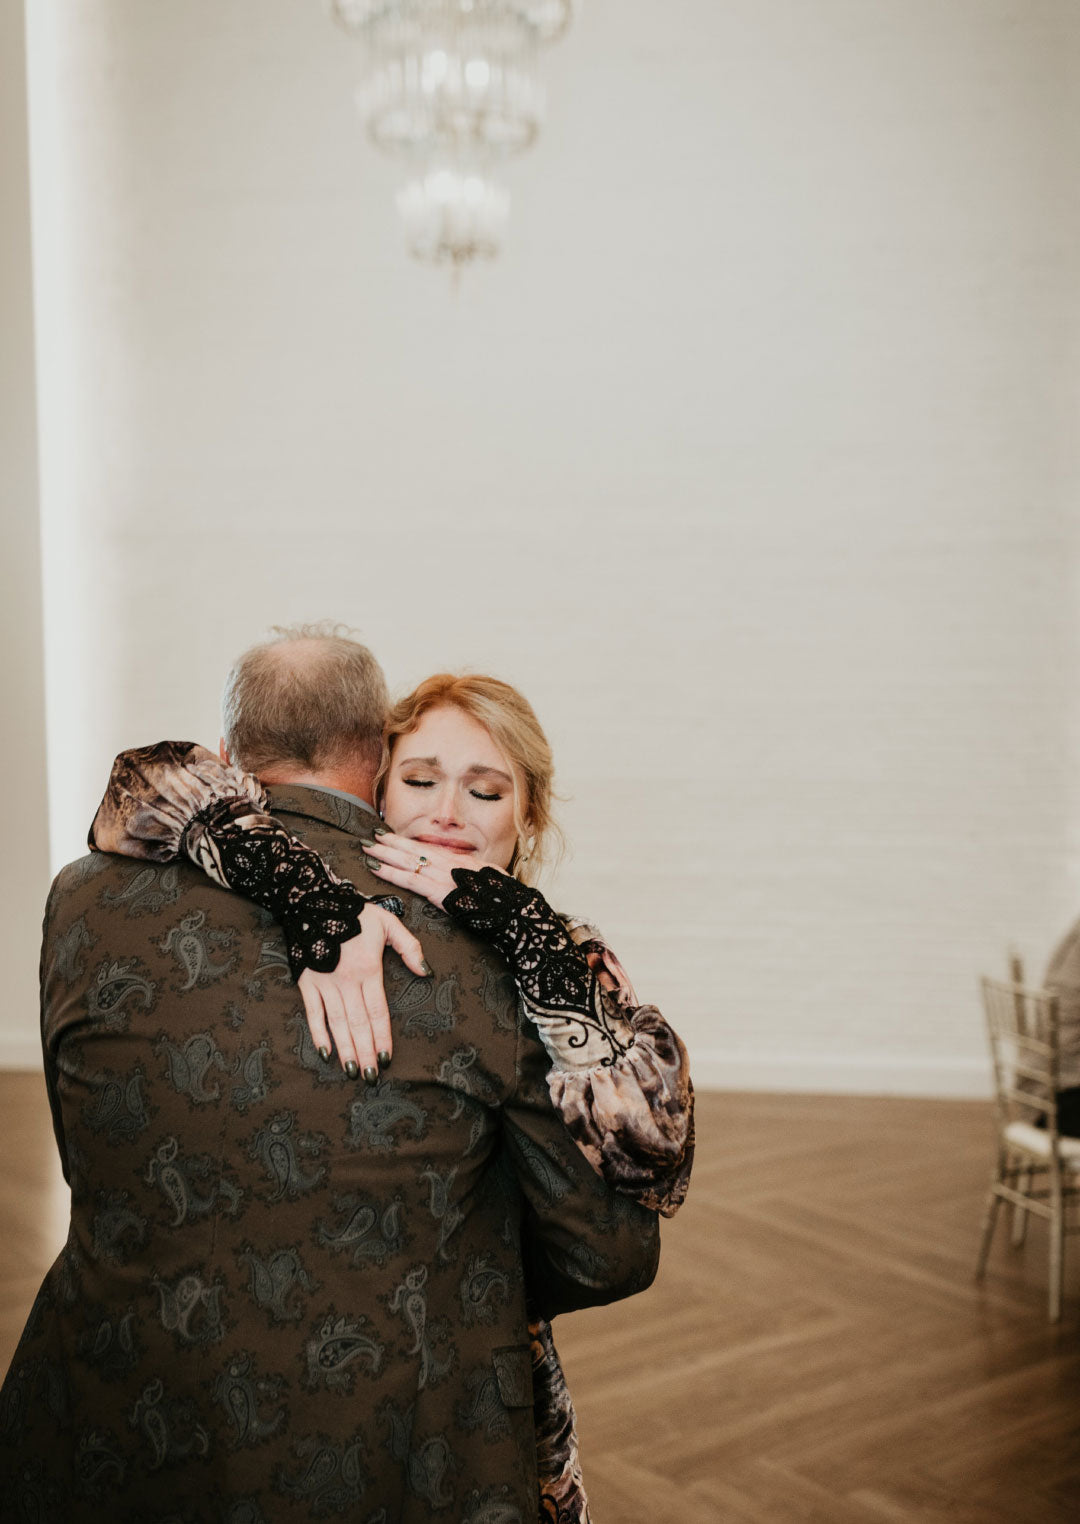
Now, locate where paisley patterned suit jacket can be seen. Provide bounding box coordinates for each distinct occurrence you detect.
[0,785,660,1523]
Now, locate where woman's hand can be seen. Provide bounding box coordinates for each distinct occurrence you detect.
[361,830,505,910]
[297,900,429,1081]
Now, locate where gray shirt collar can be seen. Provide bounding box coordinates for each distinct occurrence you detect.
[304,783,378,817]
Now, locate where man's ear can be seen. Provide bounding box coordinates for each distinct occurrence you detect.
[218,737,230,765]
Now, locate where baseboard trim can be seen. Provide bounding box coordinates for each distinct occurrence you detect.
[688,1050,993,1099]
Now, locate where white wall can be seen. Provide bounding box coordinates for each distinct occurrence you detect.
[0,0,51,1067]
[9,0,1080,1092]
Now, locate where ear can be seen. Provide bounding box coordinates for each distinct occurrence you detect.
[218,737,230,765]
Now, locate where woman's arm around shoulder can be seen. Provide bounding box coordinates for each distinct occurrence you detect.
[548,913,694,1219]
[365,852,695,1219]
[90,741,370,973]
[88,741,428,1074]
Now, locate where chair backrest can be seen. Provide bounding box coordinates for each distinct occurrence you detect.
[980,976,1062,1136]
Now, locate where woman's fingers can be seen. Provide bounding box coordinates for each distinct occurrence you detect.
[364,838,428,871]
[371,860,433,889]
[361,973,393,1072]
[298,971,367,1076]
[363,836,467,910]
[319,980,362,1075]
[339,983,380,1080]
[297,973,333,1059]
[363,833,409,859]
[382,916,430,981]
[332,904,420,1077]
[293,904,434,1080]
[366,836,464,874]
[369,830,415,853]
[370,858,455,910]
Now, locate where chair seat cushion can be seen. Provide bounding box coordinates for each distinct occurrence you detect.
[1004,1120,1080,1166]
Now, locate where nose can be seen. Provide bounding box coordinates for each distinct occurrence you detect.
[430,783,463,828]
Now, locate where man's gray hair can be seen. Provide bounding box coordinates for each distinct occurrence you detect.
[222,623,388,775]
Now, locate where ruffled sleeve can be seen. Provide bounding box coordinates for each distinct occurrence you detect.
[443,866,694,1217]
[89,741,269,881]
[548,1006,694,1218]
[89,741,373,979]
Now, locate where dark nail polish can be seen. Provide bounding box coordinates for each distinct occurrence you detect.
[377,1050,391,1070]
[362,1066,379,1086]
[373,824,390,836]
[359,835,375,848]
[345,1060,359,1079]
[318,1045,332,1062]
[420,959,433,977]
[364,856,382,872]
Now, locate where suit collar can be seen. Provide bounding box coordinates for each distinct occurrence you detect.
[266,783,376,839]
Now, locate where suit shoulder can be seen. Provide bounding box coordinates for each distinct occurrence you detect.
[44,850,253,939]
[51,852,116,896]
[44,852,120,923]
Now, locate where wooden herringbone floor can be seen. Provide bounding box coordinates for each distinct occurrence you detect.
[2,1079,1077,1522]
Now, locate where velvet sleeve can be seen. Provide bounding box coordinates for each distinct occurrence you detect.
[89,742,375,979]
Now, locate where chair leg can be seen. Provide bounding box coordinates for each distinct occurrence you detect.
[1010,1168,1030,1247]
[1048,1177,1064,1323]
[975,1184,1003,1282]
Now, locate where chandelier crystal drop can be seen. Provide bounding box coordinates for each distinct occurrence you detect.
[327,0,577,267]
[396,164,510,265]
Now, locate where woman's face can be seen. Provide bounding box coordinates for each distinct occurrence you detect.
[382,704,521,871]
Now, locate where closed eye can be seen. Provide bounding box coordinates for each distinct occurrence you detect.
[470,789,502,802]
[402,778,435,789]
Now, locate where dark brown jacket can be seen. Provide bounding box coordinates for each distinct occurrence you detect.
[0,786,659,1523]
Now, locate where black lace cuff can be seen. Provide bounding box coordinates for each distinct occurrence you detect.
[182,797,370,979]
[444,867,596,1016]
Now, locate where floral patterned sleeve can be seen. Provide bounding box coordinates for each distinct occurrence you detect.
[443,867,694,1218]
[89,742,376,980]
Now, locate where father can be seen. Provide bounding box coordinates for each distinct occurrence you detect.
[0,627,660,1522]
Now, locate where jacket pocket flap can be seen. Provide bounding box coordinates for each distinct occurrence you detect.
[492,1344,533,1409]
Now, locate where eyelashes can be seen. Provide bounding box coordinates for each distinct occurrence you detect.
[401,778,503,802]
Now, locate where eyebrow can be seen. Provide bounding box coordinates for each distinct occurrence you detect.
[399,755,513,785]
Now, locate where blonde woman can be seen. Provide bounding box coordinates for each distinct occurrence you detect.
[92,673,694,1523]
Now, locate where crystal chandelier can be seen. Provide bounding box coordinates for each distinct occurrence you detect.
[329,1,577,266]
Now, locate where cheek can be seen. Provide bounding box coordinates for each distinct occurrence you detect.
[491,802,518,853]
[383,780,418,827]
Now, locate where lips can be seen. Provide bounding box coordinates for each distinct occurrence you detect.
[414,835,477,855]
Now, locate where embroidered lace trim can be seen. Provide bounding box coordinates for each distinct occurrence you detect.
[443,866,634,1068]
[181,797,371,980]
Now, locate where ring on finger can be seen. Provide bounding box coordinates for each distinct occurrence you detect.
[414,855,429,875]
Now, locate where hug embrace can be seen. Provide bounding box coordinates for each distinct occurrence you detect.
[0,624,694,1524]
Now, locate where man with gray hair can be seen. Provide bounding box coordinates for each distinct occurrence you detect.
[215,624,408,1076]
[221,623,390,781]
[1,624,660,1521]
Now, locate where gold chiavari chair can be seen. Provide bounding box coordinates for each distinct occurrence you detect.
[975,972,1080,1321]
